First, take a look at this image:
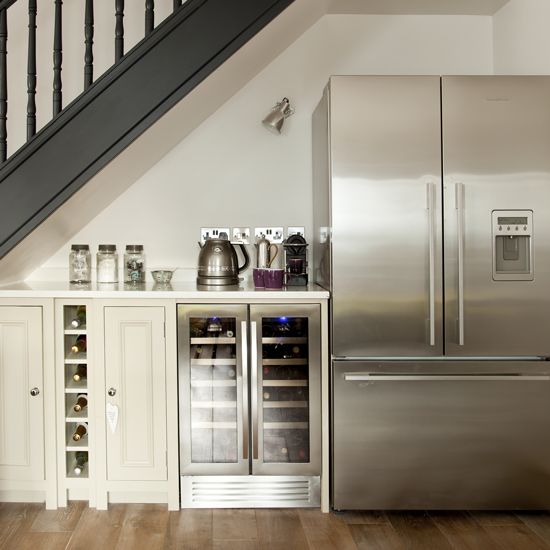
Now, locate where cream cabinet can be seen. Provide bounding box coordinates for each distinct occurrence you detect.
[104,306,167,481]
[0,301,56,508]
[95,301,179,510]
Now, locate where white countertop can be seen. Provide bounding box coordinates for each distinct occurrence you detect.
[0,280,329,299]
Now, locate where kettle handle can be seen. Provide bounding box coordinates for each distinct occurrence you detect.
[236,244,250,274]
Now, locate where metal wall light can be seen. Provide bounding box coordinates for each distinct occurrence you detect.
[262,97,295,134]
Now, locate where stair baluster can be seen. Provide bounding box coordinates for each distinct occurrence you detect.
[145,0,154,36]
[53,0,62,116]
[84,0,94,89]
[173,0,182,11]
[26,0,37,140]
[115,0,124,62]
[0,8,7,162]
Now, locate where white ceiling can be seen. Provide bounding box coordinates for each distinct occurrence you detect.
[329,0,510,15]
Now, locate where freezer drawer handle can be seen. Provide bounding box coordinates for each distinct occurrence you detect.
[427,182,436,346]
[344,374,550,382]
[241,321,249,461]
[456,182,465,346]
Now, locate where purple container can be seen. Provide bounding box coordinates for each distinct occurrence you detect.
[264,268,285,290]
[253,268,265,288]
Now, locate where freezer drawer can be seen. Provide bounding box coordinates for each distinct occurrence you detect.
[333,361,550,510]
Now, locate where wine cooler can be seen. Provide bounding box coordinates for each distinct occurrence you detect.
[178,304,321,508]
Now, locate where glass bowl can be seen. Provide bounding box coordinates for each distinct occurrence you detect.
[151,270,174,284]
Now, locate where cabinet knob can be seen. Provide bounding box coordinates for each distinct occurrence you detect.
[108,387,117,397]
[30,387,40,396]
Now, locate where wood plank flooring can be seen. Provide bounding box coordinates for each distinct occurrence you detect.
[2,503,550,549]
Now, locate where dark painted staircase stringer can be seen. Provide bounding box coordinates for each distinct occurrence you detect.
[0,0,294,259]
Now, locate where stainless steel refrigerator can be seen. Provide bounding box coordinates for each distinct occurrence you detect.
[313,75,550,510]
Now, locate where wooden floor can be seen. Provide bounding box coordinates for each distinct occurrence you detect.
[2,503,550,549]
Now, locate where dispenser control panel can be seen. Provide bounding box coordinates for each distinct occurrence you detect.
[492,210,533,281]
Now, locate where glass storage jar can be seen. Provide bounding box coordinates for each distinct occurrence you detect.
[69,244,91,284]
[96,244,118,283]
[124,245,145,284]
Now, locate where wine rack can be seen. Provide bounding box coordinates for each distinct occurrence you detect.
[56,302,93,505]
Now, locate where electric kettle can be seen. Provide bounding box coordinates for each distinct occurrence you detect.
[197,234,250,286]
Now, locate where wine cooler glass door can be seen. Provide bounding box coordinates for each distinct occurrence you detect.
[250,305,321,475]
[178,305,249,475]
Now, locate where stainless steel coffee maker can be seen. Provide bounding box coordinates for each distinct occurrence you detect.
[197,233,250,286]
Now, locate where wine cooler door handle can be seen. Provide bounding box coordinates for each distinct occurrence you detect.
[29,387,40,396]
[107,387,117,397]
[251,321,259,460]
[241,321,249,461]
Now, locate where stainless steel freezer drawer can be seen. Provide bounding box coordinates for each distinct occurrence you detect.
[333,360,550,510]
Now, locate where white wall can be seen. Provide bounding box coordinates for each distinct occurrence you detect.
[493,0,550,74]
[30,14,494,281]
[8,0,174,158]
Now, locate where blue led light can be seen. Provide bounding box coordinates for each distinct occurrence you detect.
[279,316,288,322]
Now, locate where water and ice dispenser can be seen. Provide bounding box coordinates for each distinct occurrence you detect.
[492,210,533,281]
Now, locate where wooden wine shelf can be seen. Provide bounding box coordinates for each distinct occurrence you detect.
[262,359,308,366]
[64,379,88,393]
[262,380,308,387]
[66,441,89,451]
[262,337,307,344]
[64,328,87,335]
[64,351,87,364]
[263,401,308,408]
[191,358,237,366]
[191,337,236,344]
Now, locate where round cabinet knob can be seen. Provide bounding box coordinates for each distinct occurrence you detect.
[30,387,40,396]
[108,387,117,397]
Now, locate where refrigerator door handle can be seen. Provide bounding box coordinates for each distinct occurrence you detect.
[344,374,550,382]
[427,182,436,346]
[251,321,259,460]
[455,182,465,346]
[241,321,249,461]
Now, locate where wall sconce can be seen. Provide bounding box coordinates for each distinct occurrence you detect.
[262,97,295,134]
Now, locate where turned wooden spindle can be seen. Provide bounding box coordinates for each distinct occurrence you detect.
[53,0,63,116]
[84,0,94,89]
[0,8,7,162]
[145,0,154,36]
[115,0,124,62]
[27,0,37,140]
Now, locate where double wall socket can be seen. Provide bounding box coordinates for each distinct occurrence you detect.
[254,227,284,244]
[200,227,230,244]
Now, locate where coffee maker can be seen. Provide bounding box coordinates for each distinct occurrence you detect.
[283,233,308,286]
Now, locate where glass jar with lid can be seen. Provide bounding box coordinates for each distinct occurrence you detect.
[124,245,146,284]
[97,244,118,283]
[69,244,91,284]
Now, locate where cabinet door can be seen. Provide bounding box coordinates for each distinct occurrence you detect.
[177,305,249,475]
[250,305,321,476]
[0,306,44,481]
[105,307,166,481]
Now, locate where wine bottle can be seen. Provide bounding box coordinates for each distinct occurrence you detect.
[71,335,87,354]
[72,364,87,382]
[72,423,88,441]
[73,394,88,412]
[69,306,86,328]
[73,451,88,476]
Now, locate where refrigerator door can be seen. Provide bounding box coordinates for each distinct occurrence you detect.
[443,76,550,357]
[329,76,443,358]
[249,305,321,476]
[178,305,249,475]
[333,360,550,510]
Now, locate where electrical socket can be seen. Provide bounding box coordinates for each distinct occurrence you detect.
[288,226,305,238]
[254,227,284,244]
[232,227,251,244]
[200,227,230,244]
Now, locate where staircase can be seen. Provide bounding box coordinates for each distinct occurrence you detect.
[0,0,294,260]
